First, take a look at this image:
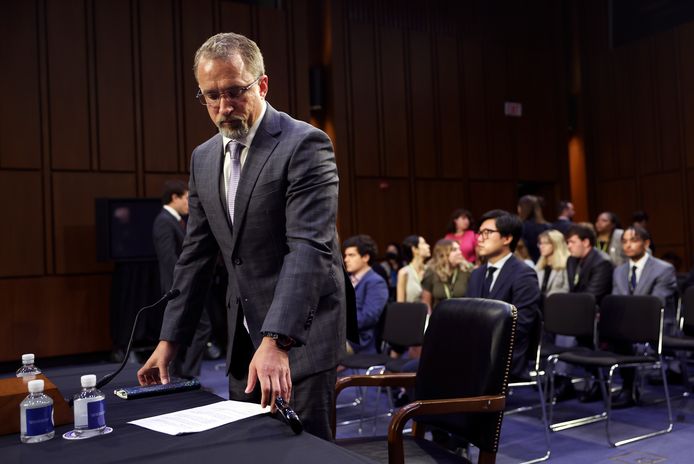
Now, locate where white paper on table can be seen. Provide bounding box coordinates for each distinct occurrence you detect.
[128,400,270,435]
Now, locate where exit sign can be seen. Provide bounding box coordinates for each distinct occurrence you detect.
[504,102,523,117]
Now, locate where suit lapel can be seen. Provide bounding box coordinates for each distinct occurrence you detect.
[635,258,653,294]
[489,256,514,299]
[229,104,281,253]
[202,136,231,231]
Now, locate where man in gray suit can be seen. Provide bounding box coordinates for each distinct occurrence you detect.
[611,225,677,407]
[137,32,345,440]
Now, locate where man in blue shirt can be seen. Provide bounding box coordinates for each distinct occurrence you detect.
[343,235,389,354]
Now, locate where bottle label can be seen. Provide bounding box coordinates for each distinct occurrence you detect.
[25,406,54,436]
[87,400,106,428]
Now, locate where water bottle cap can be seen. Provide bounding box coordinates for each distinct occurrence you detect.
[81,374,97,388]
[28,379,44,393]
[21,353,35,364]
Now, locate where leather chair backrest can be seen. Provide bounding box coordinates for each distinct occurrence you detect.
[414,298,516,454]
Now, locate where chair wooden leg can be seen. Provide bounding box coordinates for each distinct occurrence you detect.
[478,450,497,464]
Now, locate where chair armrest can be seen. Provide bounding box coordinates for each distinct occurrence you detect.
[332,373,416,438]
[387,395,506,464]
[336,373,416,396]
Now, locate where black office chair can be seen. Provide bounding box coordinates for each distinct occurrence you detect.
[662,286,694,393]
[338,302,428,432]
[543,293,598,422]
[547,295,673,447]
[333,298,517,464]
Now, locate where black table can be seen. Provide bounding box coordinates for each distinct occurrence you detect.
[0,363,375,463]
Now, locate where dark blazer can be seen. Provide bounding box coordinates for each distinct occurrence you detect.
[566,249,613,303]
[613,255,678,314]
[551,218,572,235]
[352,268,389,353]
[159,103,346,382]
[466,254,541,377]
[152,208,185,293]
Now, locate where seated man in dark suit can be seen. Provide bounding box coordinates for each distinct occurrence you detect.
[566,224,613,304]
[565,223,613,401]
[343,235,389,354]
[611,225,678,407]
[466,210,541,379]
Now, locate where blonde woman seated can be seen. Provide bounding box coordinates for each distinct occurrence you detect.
[421,239,472,312]
[396,235,431,303]
[536,229,570,297]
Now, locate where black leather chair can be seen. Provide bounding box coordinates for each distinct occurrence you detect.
[662,286,694,392]
[332,298,517,464]
[547,295,673,447]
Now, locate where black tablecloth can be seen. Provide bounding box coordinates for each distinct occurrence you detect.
[0,363,375,464]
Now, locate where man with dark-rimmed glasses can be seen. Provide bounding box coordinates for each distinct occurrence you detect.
[466,209,540,378]
[137,32,346,440]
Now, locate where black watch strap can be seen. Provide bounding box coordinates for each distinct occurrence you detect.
[262,332,295,351]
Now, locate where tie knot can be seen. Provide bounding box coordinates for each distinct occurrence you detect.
[487,266,497,277]
[228,141,243,160]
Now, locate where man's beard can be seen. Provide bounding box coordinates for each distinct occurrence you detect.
[217,116,249,140]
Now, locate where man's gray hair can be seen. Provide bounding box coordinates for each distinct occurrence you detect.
[193,32,265,80]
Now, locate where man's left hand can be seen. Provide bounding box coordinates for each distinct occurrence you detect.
[245,337,292,412]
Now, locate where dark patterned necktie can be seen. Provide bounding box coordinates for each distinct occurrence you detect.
[629,265,637,294]
[481,266,497,298]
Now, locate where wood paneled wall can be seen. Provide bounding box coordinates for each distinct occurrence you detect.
[578,1,694,270]
[328,0,570,251]
[0,0,310,361]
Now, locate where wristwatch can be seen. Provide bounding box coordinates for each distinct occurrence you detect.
[262,332,295,351]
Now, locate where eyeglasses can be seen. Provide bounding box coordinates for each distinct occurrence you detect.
[196,76,261,107]
[477,229,500,240]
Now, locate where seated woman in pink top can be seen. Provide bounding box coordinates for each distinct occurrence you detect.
[444,208,477,263]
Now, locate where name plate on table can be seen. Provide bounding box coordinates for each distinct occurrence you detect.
[114,378,200,400]
[0,374,72,436]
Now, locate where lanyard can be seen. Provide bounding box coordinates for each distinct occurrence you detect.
[443,269,459,300]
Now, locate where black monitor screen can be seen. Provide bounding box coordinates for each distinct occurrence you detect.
[96,198,162,261]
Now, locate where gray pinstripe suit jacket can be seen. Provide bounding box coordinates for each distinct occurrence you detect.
[160,103,346,381]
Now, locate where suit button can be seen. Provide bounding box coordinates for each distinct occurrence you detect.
[233,258,243,265]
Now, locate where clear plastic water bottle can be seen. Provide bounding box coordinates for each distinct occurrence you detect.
[72,374,106,437]
[16,353,41,378]
[20,379,55,443]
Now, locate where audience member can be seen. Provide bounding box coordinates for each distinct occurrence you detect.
[343,235,389,354]
[396,235,430,303]
[595,211,626,266]
[566,223,613,304]
[466,210,541,379]
[632,210,655,254]
[514,239,535,268]
[610,225,678,407]
[517,195,550,263]
[379,242,403,301]
[552,200,575,235]
[444,208,477,263]
[421,239,471,311]
[565,223,613,402]
[536,229,570,298]
[152,180,212,379]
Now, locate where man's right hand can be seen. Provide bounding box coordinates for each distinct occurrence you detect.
[137,340,179,385]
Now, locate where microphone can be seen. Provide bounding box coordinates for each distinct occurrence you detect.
[94,289,181,391]
[275,396,303,434]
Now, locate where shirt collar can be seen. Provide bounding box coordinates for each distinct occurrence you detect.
[163,205,181,221]
[629,253,649,270]
[487,251,513,272]
[222,100,267,151]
